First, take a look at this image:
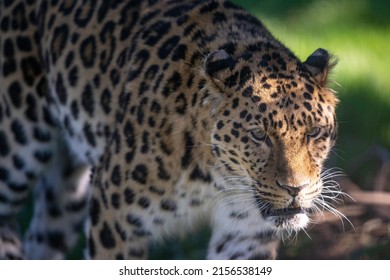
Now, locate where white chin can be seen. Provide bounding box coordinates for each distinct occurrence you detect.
[267,213,309,231]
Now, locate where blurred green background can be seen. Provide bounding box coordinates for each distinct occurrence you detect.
[150,0,390,259]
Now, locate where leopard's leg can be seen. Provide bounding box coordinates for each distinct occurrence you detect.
[24,140,91,259]
[0,116,47,260]
[0,0,51,259]
[207,200,279,260]
[86,191,151,260]
[0,116,31,260]
[0,127,90,260]
[0,117,49,260]
[0,220,24,260]
[86,164,151,260]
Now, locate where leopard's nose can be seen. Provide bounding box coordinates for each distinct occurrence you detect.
[276,180,309,197]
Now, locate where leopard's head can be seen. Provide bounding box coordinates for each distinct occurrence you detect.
[203,47,338,232]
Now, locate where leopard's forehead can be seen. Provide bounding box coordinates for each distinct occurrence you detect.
[255,79,335,128]
[205,45,338,127]
[220,62,337,133]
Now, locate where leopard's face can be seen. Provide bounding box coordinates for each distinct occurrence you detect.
[204,48,338,232]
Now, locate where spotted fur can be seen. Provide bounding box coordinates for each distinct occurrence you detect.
[0,0,338,259]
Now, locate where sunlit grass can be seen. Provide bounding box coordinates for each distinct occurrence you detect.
[266,24,390,103]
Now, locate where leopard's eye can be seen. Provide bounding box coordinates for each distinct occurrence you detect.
[250,129,267,143]
[307,127,321,138]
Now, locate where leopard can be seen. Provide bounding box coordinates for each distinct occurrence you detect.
[0,0,340,260]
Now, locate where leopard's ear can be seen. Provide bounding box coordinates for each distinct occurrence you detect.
[303,48,337,87]
[203,49,236,87]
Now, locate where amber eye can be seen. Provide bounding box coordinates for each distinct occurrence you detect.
[250,129,267,143]
[307,127,321,138]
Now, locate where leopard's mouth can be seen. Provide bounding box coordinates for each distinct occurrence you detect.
[260,203,311,230]
[262,206,307,218]
[255,194,311,229]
